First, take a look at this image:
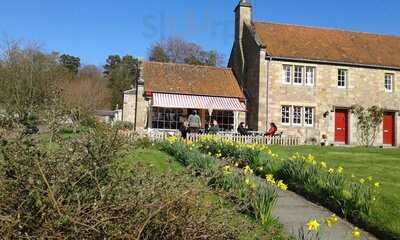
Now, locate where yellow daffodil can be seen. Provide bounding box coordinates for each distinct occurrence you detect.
[320,161,327,168]
[244,165,253,175]
[374,182,380,188]
[245,178,251,186]
[359,178,365,184]
[223,165,232,175]
[328,168,335,174]
[337,166,343,174]
[367,176,373,181]
[325,214,338,228]
[352,227,361,238]
[276,180,288,191]
[265,174,274,181]
[307,219,320,231]
[167,136,178,143]
[351,174,356,178]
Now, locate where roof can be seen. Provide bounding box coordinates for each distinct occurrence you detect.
[253,22,400,69]
[143,61,244,98]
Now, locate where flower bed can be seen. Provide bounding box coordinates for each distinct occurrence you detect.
[194,136,381,237]
[159,137,281,229]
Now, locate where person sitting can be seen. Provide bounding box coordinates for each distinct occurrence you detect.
[208,120,219,135]
[237,122,247,136]
[265,122,278,137]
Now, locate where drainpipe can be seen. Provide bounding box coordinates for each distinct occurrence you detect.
[266,55,272,125]
[134,83,138,132]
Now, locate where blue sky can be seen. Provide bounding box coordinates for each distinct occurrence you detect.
[1,0,399,66]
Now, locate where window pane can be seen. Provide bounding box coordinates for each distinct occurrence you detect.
[281,106,290,124]
[306,67,315,85]
[293,106,302,125]
[282,65,292,84]
[338,69,347,87]
[304,107,314,126]
[294,66,303,84]
[385,74,394,91]
[151,107,181,130]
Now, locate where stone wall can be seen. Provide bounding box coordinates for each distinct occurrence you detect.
[122,85,149,131]
[265,59,400,146]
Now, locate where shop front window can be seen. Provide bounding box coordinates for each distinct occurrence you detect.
[206,110,234,131]
[151,107,183,130]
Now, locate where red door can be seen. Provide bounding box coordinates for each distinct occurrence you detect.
[383,113,395,145]
[335,110,348,144]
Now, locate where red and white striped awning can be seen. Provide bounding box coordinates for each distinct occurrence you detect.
[152,93,246,112]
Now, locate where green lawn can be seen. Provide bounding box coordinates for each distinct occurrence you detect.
[269,145,400,238]
[123,147,287,240]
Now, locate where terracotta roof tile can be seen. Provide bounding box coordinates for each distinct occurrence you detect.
[143,61,244,98]
[253,22,400,69]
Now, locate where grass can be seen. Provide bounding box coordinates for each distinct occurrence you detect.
[269,145,400,238]
[122,147,287,240]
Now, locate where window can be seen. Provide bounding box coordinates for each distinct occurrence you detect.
[206,110,234,131]
[385,73,394,92]
[282,65,292,84]
[294,66,303,84]
[151,107,183,129]
[305,67,315,86]
[292,106,302,125]
[304,107,314,126]
[338,69,347,88]
[281,106,290,125]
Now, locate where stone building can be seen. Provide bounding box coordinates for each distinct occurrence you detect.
[229,0,400,146]
[123,61,246,132]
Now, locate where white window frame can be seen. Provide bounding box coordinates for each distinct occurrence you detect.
[304,107,314,127]
[294,66,304,85]
[338,69,347,88]
[292,106,302,126]
[305,66,315,86]
[281,106,290,125]
[282,65,292,84]
[385,73,394,92]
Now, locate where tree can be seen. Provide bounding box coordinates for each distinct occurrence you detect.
[103,55,139,109]
[148,37,224,67]
[0,40,68,125]
[59,54,81,74]
[351,105,384,147]
[103,55,122,77]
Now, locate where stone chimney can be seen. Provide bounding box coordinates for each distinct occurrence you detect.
[235,0,252,45]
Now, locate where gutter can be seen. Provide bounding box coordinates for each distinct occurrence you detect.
[269,56,400,71]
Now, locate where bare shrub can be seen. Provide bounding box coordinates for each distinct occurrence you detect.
[0,124,239,239]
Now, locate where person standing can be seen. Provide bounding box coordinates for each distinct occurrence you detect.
[188,110,201,133]
[179,121,189,139]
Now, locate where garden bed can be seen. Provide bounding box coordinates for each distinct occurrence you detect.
[191,136,397,240]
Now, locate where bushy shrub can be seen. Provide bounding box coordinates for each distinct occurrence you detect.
[114,121,134,131]
[0,124,243,239]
